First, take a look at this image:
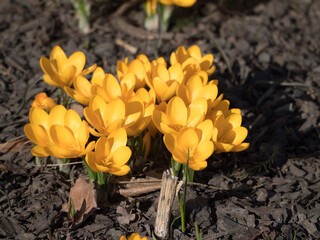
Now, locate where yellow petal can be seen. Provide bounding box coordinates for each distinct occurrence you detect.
[187,45,201,60]
[76,121,90,147]
[50,125,76,147]
[187,98,207,126]
[60,65,76,86]
[163,133,176,154]
[188,160,207,171]
[48,105,67,127]
[179,128,199,151]
[42,74,61,87]
[64,109,82,134]
[84,107,104,134]
[156,64,169,81]
[110,165,131,176]
[74,76,92,97]
[68,51,85,75]
[105,99,126,123]
[215,142,234,153]
[226,114,242,129]
[40,56,57,77]
[112,146,131,166]
[173,46,188,63]
[200,54,213,71]
[50,46,67,72]
[103,74,121,100]
[91,67,105,86]
[196,119,213,141]
[168,63,183,83]
[167,97,187,126]
[194,140,214,162]
[152,110,172,134]
[24,124,49,146]
[109,128,128,152]
[82,63,97,76]
[232,142,250,152]
[29,107,49,127]
[85,152,102,172]
[31,145,49,157]
[222,127,248,145]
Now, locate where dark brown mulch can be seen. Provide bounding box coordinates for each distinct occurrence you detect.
[1,0,320,239]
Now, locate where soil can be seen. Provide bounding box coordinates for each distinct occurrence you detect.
[1,0,320,239]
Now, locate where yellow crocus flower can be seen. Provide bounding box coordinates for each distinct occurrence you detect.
[160,0,196,7]
[117,58,148,90]
[91,73,136,103]
[170,45,215,80]
[164,119,214,170]
[85,128,131,175]
[84,95,144,137]
[64,67,106,106]
[120,233,148,240]
[176,71,218,107]
[40,46,96,88]
[31,92,56,111]
[24,105,95,158]
[152,96,207,135]
[146,62,184,102]
[209,109,249,153]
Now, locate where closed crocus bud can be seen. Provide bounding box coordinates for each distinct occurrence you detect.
[24,105,95,158]
[160,0,196,7]
[164,119,214,171]
[31,92,56,111]
[120,233,148,240]
[40,45,96,88]
[170,45,215,80]
[85,128,131,176]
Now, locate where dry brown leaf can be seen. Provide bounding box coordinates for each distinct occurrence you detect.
[62,178,98,228]
[0,138,30,153]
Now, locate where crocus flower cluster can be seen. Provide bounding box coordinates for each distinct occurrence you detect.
[25,44,249,177]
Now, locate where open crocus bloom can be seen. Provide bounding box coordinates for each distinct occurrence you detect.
[40,46,96,88]
[31,92,56,111]
[210,110,249,153]
[170,45,215,80]
[84,95,144,137]
[152,96,207,134]
[24,105,95,158]
[146,62,184,102]
[91,73,136,103]
[85,128,131,175]
[176,71,218,107]
[117,57,148,90]
[164,119,214,170]
[120,233,148,240]
[160,0,196,7]
[64,67,106,106]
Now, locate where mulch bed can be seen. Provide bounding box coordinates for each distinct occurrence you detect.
[0,0,320,239]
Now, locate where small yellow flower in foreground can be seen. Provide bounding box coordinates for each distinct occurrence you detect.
[160,0,196,7]
[24,105,95,158]
[164,120,214,170]
[209,109,249,153]
[120,233,148,240]
[176,71,218,107]
[146,62,183,102]
[31,92,56,111]
[84,96,144,137]
[85,128,131,175]
[40,45,96,88]
[145,0,157,17]
[64,67,106,105]
[152,96,207,134]
[170,45,215,80]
